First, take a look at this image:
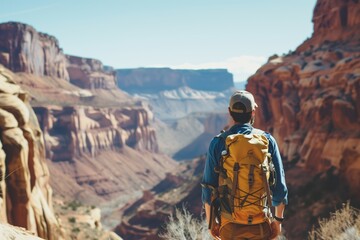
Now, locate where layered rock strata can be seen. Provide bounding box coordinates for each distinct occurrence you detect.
[0,22,69,81]
[116,68,233,92]
[115,156,205,240]
[0,66,61,239]
[66,55,117,90]
[246,0,360,239]
[35,105,159,161]
[247,0,360,200]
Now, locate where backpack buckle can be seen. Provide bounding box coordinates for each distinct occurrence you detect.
[247,215,253,224]
[248,165,255,187]
[248,174,254,186]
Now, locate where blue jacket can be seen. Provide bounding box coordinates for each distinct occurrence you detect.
[201,123,288,206]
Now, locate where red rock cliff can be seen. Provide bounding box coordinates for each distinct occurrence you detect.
[0,66,62,239]
[0,22,69,81]
[247,0,360,203]
[299,0,360,51]
[66,55,117,90]
[0,21,177,234]
[35,105,159,162]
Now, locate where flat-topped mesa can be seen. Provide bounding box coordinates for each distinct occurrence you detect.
[116,68,234,93]
[0,22,69,80]
[66,55,117,90]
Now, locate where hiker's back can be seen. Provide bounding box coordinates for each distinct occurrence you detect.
[215,128,275,231]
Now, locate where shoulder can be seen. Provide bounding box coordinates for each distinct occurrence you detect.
[210,130,228,148]
[252,127,274,140]
[252,128,278,148]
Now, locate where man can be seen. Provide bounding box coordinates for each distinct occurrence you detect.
[202,90,288,240]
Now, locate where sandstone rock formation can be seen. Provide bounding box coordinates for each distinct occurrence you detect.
[114,1,360,239]
[0,66,62,239]
[66,55,117,90]
[35,105,159,161]
[245,0,360,238]
[0,21,178,238]
[0,223,44,240]
[247,0,360,199]
[116,68,234,121]
[0,22,69,81]
[115,156,205,240]
[33,104,176,204]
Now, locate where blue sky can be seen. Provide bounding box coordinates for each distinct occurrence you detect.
[0,0,316,82]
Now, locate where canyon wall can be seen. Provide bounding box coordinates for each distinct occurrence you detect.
[0,22,69,81]
[35,105,159,161]
[0,66,61,239]
[247,0,360,199]
[115,1,360,239]
[116,68,234,120]
[116,68,234,92]
[67,55,117,90]
[0,21,177,238]
[115,156,205,240]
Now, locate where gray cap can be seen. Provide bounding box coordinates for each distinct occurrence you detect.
[229,90,258,113]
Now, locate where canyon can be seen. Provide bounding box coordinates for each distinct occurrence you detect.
[0,0,359,239]
[116,0,360,239]
[0,21,178,239]
[116,68,234,158]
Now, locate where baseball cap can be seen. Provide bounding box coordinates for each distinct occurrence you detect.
[229,90,258,113]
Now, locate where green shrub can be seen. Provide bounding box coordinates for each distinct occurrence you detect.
[68,217,76,223]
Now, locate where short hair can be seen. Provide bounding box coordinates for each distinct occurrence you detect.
[229,102,252,124]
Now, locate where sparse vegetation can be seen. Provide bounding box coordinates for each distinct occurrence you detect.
[159,207,212,240]
[68,217,76,223]
[309,203,360,240]
[68,200,82,211]
[160,203,360,240]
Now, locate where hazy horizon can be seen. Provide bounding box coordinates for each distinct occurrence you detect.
[1,0,316,82]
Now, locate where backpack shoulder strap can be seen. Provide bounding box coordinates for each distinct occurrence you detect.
[215,129,231,141]
[251,127,265,135]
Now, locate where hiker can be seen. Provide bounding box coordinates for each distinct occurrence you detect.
[201,90,288,240]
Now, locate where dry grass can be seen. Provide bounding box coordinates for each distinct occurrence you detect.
[159,207,212,240]
[308,203,360,240]
[160,203,360,240]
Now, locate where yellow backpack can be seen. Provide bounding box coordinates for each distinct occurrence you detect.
[211,129,275,229]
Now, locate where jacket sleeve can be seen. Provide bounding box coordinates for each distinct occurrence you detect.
[201,137,221,205]
[267,133,288,206]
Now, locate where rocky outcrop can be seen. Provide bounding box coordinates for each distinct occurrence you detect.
[0,223,44,240]
[298,0,360,51]
[246,0,360,239]
[66,55,117,90]
[35,105,158,162]
[0,66,62,239]
[139,86,232,120]
[115,156,205,240]
[247,0,360,199]
[28,93,176,204]
[0,22,69,81]
[0,21,179,238]
[116,68,234,92]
